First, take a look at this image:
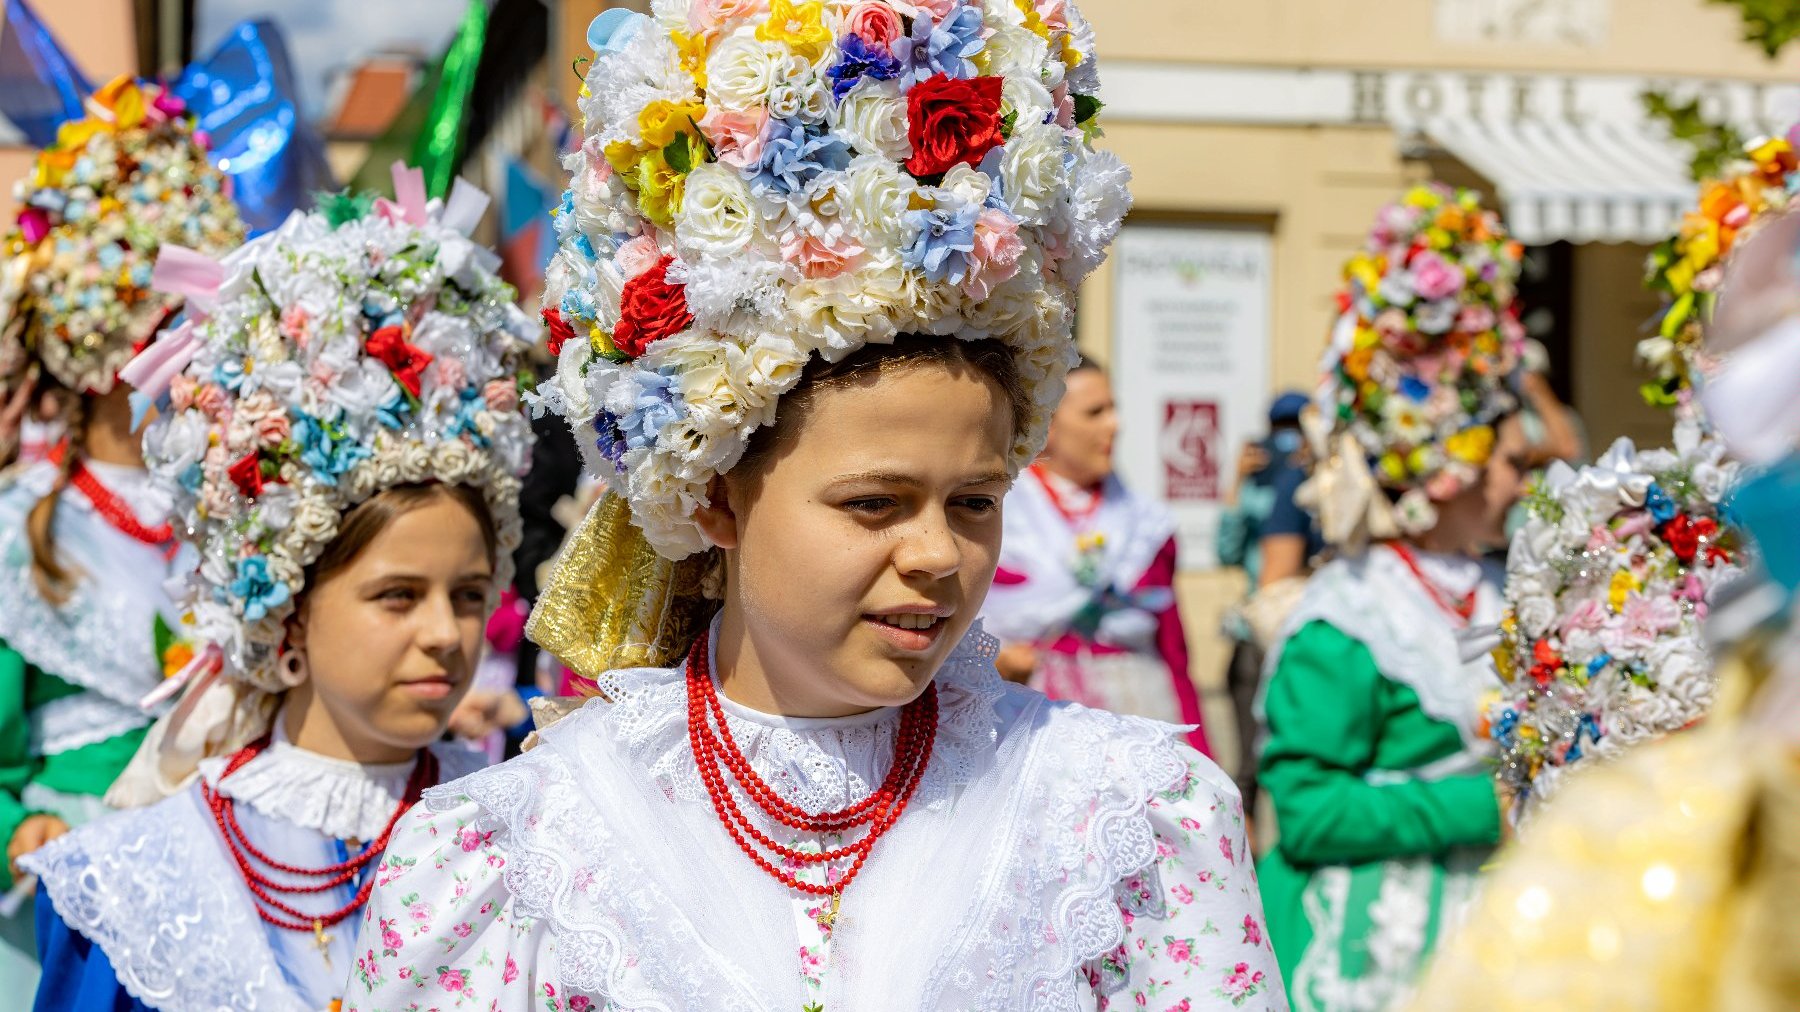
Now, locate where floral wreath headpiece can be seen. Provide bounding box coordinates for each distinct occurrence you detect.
[1486,424,1743,819]
[531,0,1131,561]
[1307,183,1526,542]
[0,76,245,394]
[1642,133,1800,416]
[129,164,537,696]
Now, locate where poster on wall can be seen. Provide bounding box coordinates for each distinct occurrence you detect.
[1111,223,1273,570]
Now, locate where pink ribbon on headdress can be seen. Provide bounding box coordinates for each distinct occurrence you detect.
[139,641,223,710]
[390,161,428,226]
[118,320,201,404]
[150,244,227,315]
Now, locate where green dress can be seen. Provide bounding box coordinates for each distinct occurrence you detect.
[0,461,183,990]
[1256,549,1504,1012]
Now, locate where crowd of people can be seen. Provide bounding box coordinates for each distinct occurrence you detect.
[0,2,1798,1010]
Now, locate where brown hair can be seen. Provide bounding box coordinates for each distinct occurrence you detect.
[305,482,499,589]
[27,388,87,605]
[734,334,1030,479]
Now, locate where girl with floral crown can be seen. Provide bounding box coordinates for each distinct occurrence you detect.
[347,3,1282,1009]
[1405,205,1800,1012]
[980,354,1211,753]
[0,76,244,991]
[18,167,536,1010]
[1255,184,1530,1011]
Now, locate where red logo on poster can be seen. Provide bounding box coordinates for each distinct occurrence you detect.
[1160,400,1219,501]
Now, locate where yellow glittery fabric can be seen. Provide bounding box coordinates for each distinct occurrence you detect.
[1407,643,1800,1010]
[525,492,716,699]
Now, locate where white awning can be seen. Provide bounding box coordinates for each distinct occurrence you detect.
[1417,118,1697,246]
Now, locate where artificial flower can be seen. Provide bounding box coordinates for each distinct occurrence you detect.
[904,73,1005,178]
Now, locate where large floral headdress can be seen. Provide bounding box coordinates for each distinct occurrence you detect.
[1642,134,1800,414]
[0,76,244,394]
[130,168,537,694]
[1307,183,1526,542]
[1486,424,1743,818]
[532,0,1130,560]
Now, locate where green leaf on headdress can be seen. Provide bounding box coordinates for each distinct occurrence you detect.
[1660,291,1695,341]
[153,613,177,665]
[665,136,695,174]
[317,189,377,229]
[1073,93,1103,126]
[1001,109,1018,141]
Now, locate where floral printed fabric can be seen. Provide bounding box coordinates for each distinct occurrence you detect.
[342,755,1283,1010]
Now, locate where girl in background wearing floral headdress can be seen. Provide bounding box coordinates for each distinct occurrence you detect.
[0,77,244,992]
[1256,184,1530,1011]
[20,170,535,1010]
[346,2,1284,1008]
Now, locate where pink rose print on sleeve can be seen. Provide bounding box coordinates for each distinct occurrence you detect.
[1217,834,1235,865]
[1213,962,1268,1006]
[1241,914,1264,947]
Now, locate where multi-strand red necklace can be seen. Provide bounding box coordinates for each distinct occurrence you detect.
[1030,462,1104,529]
[1387,542,1477,624]
[47,443,176,554]
[685,629,936,923]
[201,736,438,959]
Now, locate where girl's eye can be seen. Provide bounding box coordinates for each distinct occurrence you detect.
[843,497,898,514]
[955,496,999,514]
[379,588,418,606]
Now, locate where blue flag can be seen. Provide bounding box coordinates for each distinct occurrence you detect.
[0,0,92,146]
[176,20,332,235]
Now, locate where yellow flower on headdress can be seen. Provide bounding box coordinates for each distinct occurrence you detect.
[1608,569,1638,612]
[93,75,147,129]
[1346,253,1382,295]
[756,0,831,61]
[672,31,709,90]
[1014,0,1053,40]
[1444,424,1495,465]
[639,99,706,149]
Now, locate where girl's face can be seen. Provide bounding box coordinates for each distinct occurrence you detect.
[701,361,1015,717]
[283,495,493,763]
[1039,367,1116,487]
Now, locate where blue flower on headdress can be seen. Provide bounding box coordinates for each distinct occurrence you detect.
[618,372,684,452]
[902,199,979,284]
[1398,375,1431,402]
[1490,706,1519,744]
[595,412,631,473]
[828,34,902,99]
[230,555,291,623]
[294,411,371,485]
[892,5,985,85]
[1645,483,1676,523]
[446,386,491,447]
[752,119,852,197]
[375,392,412,430]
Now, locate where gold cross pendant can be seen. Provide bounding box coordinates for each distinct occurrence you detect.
[313,918,334,968]
[820,891,842,931]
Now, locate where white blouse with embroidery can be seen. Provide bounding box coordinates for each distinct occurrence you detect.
[343,626,1285,1011]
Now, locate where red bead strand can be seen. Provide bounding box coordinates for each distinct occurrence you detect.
[685,629,936,900]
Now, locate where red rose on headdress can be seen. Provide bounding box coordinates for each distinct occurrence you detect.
[542,307,576,357]
[228,452,266,498]
[1528,638,1561,688]
[905,74,1005,179]
[1662,514,1724,566]
[365,324,435,398]
[613,256,694,358]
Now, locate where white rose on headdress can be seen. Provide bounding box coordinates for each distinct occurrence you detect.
[145,409,210,484]
[832,79,911,163]
[433,440,479,485]
[399,443,436,484]
[842,156,916,246]
[707,28,789,110]
[983,24,1051,86]
[999,123,1069,226]
[677,163,759,258]
[1002,76,1056,129]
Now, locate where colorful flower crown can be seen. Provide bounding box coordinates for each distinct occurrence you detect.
[1642,134,1800,413]
[0,76,244,394]
[1486,424,1743,817]
[533,0,1130,558]
[132,170,536,692]
[1317,183,1527,534]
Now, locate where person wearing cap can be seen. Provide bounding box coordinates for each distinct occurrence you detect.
[1257,184,1530,1010]
[344,3,1284,1007]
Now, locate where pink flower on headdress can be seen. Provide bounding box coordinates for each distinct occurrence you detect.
[1035,0,1069,32]
[616,235,665,280]
[193,384,229,418]
[1411,250,1465,301]
[688,0,764,34]
[699,107,770,171]
[435,357,467,392]
[169,375,199,412]
[781,227,864,279]
[844,1,904,46]
[279,304,312,344]
[483,378,519,413]
[1456,304,1496,334]
[964,209,1023,300]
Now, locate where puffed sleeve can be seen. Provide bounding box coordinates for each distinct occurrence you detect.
[1091,751,1288,1011]
[342,792,562,1010]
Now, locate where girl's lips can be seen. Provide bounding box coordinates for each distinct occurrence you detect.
[399,677,456,700]
[863,615,948,653]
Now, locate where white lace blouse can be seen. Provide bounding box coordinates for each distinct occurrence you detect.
[342,626,1285,1011]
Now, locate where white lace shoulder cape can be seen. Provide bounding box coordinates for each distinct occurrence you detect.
[418,628,1202,1010]
[20,739,483,1012]
[0,461,181,753]
[1266,549,1503,752]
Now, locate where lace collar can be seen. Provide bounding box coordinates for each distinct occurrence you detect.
[601,619,1008,814]
[200,718,484,841]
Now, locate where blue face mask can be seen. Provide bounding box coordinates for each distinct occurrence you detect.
[1503,497,1531,543]
[1269,428,1304,455]
[1729,451,1800,604]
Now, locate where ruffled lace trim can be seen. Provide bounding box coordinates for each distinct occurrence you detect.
[202,721,487,841]
[0,461,179,711]
[20,790,310,1012]
[602,621,1007,814]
